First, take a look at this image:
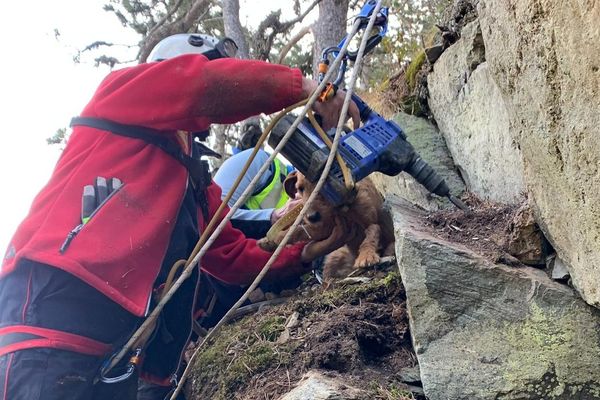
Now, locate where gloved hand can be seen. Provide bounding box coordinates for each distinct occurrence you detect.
[81,177,123,224]
[300,216,357,263]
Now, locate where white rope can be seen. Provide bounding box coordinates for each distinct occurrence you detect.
[169,1,384,398]
[104,14,367,378]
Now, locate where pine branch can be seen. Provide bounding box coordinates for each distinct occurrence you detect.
[252,0,321,61]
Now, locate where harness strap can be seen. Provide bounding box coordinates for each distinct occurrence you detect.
[0,325,112,358]
[70,117,219,220]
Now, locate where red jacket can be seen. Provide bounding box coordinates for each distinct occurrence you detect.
[1,55,308,317]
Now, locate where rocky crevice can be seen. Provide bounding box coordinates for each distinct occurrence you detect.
[187,1,600,398]
[391,196,600,400]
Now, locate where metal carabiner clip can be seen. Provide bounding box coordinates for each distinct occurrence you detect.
[338,1,390,61]
[319,46,348,86]
[99,348,142,384]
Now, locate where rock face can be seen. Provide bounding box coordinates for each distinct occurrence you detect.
[278,371,364,400]
[370,112,465,211]
[392,199,600,399]
[478,0,600,307]
[427,0,600,307]
[505,202,549,266]
[428,21,526,205]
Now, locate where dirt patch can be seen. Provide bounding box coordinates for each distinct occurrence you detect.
[185,267,418,400]
[422,193,524,265]
[374,54,431,120]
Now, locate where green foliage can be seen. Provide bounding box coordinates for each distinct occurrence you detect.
[105,0,224,37]
[295,272,403,315]
[287,45,313,76]
[356,0,452,88]
[271,31,313,75]
[188,271,405,399]
[257,315,286,341]
[77,0,453,77]
[76,0,225,66]
[68,0,454,150]
[46,128,68,146]
[190,314,294,399]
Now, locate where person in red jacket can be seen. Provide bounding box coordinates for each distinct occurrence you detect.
[0,33,359,400]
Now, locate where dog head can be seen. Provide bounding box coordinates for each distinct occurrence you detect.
[283,171,337,242]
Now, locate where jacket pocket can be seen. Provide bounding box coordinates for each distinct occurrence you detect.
[59,183,124,253]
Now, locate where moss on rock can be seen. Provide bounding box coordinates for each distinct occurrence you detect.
[188,314,295,399]
[186,271,411,400]
[406,51,426,92]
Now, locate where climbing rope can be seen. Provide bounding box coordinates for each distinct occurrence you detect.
[169,2,384,398]
[99,1,384,393]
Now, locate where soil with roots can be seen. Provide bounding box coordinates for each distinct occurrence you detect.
[184,263,419,400]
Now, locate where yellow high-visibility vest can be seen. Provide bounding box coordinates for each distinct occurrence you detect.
[245,158,289,210]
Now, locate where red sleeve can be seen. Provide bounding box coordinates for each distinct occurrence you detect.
[200,183,310,286]
[81,55,304,132]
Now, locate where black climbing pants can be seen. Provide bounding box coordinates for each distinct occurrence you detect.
[0,347,139,400]
[0,260,140,400]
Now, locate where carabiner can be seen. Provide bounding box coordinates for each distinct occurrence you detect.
[99,348,142,384]
[337,2,389,61]
[318,47,347,87]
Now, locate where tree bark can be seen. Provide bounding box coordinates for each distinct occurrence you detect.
[211,124,229,170]
[312,0,349,77]
[222,0,250,59]
[222,0,261,148]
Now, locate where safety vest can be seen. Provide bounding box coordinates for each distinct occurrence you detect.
[246,158,289,210]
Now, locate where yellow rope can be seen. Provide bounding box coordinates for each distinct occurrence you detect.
[102,99,310,376]
[166,97,355,293]
[306,109,355,192]
[106,1,379,386]
[158,98,311,300]
[169,5,382,395]
[265,202,304,243]
[182,98,310,267]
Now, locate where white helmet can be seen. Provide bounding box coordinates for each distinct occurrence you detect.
[147,33,238,62]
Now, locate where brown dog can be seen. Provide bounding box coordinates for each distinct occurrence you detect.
[260,171,395,285]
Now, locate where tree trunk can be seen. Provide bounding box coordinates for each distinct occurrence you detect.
[222,0,250,59]
[211,124,229,170]
[222,0,264,148]
[312,0,349,77]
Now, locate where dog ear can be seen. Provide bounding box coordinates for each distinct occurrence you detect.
[284,171,298,198]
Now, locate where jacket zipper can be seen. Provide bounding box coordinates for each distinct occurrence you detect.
[59,185,124,253]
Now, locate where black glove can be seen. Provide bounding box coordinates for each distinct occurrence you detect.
[81,177,123,224]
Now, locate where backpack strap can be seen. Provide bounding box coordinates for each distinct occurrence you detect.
[70,117,219,220]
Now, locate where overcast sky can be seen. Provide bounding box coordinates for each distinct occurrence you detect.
[0,0,313,253]
[0,1,135,252]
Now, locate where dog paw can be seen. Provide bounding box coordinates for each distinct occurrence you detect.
[354,251,380,269]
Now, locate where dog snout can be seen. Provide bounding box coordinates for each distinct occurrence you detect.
[306,211,321,223]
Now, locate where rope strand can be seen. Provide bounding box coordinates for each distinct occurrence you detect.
[169,2,384,397]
